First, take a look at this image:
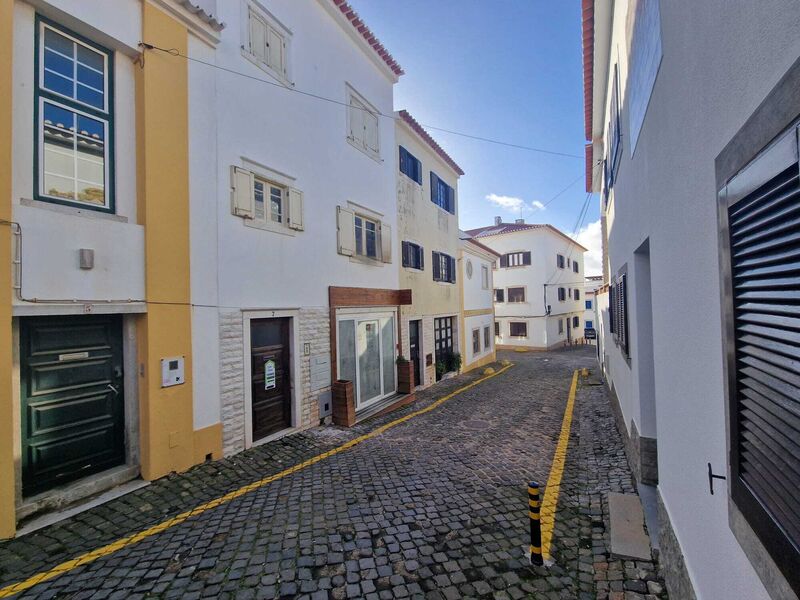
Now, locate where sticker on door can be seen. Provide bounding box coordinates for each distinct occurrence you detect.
[264,359,277,390]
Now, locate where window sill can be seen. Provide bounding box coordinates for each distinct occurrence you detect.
[241,49,292,88]
[20,197,128,223]
[243,217,296,237]
[349,254,385,267]
[347,137,382,163]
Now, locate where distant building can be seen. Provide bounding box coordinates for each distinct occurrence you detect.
[584,0,800,597]
[459,233,500,372]
[583,275,603,343]
[465,219,587,350]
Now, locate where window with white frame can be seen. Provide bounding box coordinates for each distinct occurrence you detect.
[432,251,456,283]
[481,265,489,289]
[355,215,379,259]
[245,5,289,82]
[37,18,113,211]
[509,322,527,338]
[472,329,480,354]
[231,166,304,232]
[347,87,380,159]
[507,287,526,303]
[336,205,391,264]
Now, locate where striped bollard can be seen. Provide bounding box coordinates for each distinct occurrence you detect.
[528,481,543,565]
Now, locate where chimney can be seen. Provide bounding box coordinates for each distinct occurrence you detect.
[515,218,525,224]
[494,216,502,225]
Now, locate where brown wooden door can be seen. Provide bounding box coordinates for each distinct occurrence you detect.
[250,318,291,441]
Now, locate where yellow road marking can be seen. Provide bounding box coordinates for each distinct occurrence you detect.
[0,363,514,599]
[540,369,579,561]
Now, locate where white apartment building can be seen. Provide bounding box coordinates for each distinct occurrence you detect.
[198,0,408,452]
[465,219,587,350]
[396,110,462,388]
[585,0,800,598]
[459,232,499,372]
[583,274,602,342]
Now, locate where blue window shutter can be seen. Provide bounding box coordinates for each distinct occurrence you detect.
[432,251,440,280]
[449,256,456,283]
[399,146,407,175]
[430,172,439,206]
[401,241,409,267]
[447,185,455,213]
[414,157,422,184]
[419,245,425,271]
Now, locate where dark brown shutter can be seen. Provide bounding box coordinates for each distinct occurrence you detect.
[419,246,424,271]
[449,256,456,283]
[725,161,800,587]
[430,172,439,205]
[523,251,531,265]
[432,251,440,281]
[500,254,509,268]
[401,241,409,267]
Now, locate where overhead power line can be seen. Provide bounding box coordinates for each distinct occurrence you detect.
[140,43,585,160]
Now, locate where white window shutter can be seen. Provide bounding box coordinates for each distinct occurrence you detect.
[349,98,363,143]
[380,223,392,263]
[337,206,356,256]
[288,188,304,231]
[231,166,255,219]
[249,13,267,63]
[267,26,284,73]
[365,110,379,154]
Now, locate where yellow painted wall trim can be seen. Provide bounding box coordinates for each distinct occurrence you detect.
[462,351,496,374]
[0,0,15,540]
[463,308,493,318]
[193,423,223,464]
[135,2,195,480]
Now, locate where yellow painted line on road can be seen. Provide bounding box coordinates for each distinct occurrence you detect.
[540,369,579,561]
[0,363,514,599]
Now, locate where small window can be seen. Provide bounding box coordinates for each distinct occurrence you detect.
[557,287,566,301]
[348,87,380,159]
[585,320,593,329]
[557,254,565,269]
[494,288,504,303]
[481,265,489,289]
[472,329,480,354]
[573,316,580,328]
[507,287,526,303]
[573,261,580,273]
[509,322,527,338]
[430,172,455,214]
[574,289,580,301]
[501,252,531,268]
[246,6,289,81]
[401,241,424,270]
[37,19,113,211]
[585,300,592,310]
[399,146,422,184]
[432,251,456,283]
[355,215,379,259]
[494,322,500,337]
[254,177,284,224]
[558,319,563,334]
[231,167,304,232]
[483,326,490,350]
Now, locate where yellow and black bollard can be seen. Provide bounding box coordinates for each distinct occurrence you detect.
[528,481,543,565]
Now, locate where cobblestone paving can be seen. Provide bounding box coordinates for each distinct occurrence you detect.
[0,347,667,599]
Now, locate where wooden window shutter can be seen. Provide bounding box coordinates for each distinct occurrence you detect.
[401,241,409,267]
[447,185,455,214]
[399,146,407,175]
[231,167,255,219]
[249,13,267,62]
[365,110,379,154]
[336,206,356,256]
[522,251,531,266]
[449,256,456,283]
[721,152,800,592]
[267,26,284,73]
[380,223,392,263]
[287,188,304,230]
[432,251,440,281]
[348,97,363,143]
[499,254,509,268]
[430,172,439,204]
[419,245,424,271]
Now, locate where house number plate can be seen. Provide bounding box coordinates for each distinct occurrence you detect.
[58,351,89,362]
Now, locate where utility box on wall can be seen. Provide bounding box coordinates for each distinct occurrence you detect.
[161,356,185,387]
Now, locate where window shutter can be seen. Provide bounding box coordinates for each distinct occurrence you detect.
[249,13,267,62]
[380,222,392,263]
[432,251,440,281]
[449,256,456,283]
[430,172,439,204]
[336,206,356,256]
[349,98,363,142]
[500,254,508,268]
[620,274,629,355]
[522,251,531,266]
[231,167,255,219]
[365,110,379,154]
[447,185,455,214]
[609,284,616,334]
[399,146,407,175]
[267,26,284,73]
[401,241,409,267]
[419,246,424,271]
[287,188,304,230]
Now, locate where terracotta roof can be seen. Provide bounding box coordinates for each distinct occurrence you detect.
[585,143,593,192]
[464,222,589,253]
[177,1,225,31]
[331,0,404,76]
[398,110,464,176]
[582,0,594,191]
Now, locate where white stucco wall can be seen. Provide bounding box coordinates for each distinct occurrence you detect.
[595,1,800,597]
[460,242,494,314]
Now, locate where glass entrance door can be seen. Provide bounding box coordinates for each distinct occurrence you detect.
[357,320,382,405]
[338,312,397,410]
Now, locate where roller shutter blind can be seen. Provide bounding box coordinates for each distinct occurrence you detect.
[721,129,800,594]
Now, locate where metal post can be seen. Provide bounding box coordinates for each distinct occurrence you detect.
[528,481,543,565]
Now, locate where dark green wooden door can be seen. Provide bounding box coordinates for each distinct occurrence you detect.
[20,315,125,496]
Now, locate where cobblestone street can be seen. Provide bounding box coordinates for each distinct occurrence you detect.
[0,348,667,599]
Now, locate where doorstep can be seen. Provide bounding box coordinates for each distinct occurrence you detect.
[355,392,416,424]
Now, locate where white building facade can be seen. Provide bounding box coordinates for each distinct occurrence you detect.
[459,233,499,372]
[466,220,586,350]
[583,274,602,342]
[585,0,800,598]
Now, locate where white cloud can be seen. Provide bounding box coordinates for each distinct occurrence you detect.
[485,194,547,215]
[574,219,603,276]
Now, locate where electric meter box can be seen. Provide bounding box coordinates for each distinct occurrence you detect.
[161,356,185,387]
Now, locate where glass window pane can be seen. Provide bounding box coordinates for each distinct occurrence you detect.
[354,217,363,255]
[76,84,104,109]
[270,186,282,223]
[338,320,356,385]
[44,28,74,59]
[77,64,103,92]
[44,48,74,80]
[381,317,395,395]
[366,226,376,258]
[77,44,104,72]
[254,181,265,220]
[43,70,73,98]
[358,320,382,404]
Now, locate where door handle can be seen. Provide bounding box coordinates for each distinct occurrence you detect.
[107,384,119,396]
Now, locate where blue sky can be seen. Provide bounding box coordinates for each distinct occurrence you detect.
[349,0,603,275]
